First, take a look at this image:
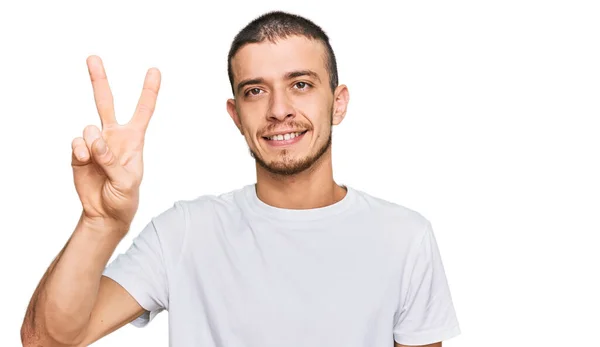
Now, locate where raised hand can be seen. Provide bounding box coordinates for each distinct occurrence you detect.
[71,55,161,231]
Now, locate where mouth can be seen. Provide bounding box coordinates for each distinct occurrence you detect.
[262,130,308,146]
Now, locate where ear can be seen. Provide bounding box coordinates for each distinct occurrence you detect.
[331,84,349,126]
[226,98,244,134]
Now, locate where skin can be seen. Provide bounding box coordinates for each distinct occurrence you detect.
[20,36,442,347]
[21,57,158,346]
[227,35,349,210]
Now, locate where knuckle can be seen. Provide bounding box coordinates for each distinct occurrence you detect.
[143,85,159,98]
[118,178,138,194]
[137,103,155,114]
[83,124,98,134]
[102,150,117,166]
[123,180,136,192]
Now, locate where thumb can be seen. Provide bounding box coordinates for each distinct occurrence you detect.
[91,136,125,182]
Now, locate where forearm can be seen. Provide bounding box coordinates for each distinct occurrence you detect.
[21,212,128,346]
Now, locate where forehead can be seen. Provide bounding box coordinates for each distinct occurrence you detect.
[231,35,328,84]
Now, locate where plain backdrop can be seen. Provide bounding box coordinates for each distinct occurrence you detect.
[1,0,599,346]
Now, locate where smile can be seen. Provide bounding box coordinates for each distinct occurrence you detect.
[263,130,307,141]
[262,130,308,146]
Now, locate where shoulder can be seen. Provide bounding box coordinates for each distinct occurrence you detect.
[161,185,249,229]
[144,186,248,260]
[349,187,431,243]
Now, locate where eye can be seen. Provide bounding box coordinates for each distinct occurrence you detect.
[245,88,263,97]
[294,81,311,90]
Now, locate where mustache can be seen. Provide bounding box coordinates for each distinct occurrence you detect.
[260,121,312,135]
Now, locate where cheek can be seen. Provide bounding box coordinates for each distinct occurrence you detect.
[237,108,257,128]
[238,118,262,145]
[299,93,332,121]
[240,98,268,115]
[238,104,267,128]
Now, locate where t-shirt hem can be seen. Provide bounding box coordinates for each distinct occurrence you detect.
[393,324,461,345]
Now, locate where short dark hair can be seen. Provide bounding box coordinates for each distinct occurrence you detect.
[227,11,339,95]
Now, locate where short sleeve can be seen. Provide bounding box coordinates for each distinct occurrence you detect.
[393,220,461,345]
[102,202,186,327]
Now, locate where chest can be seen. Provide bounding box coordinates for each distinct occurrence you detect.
[170,218,401,345]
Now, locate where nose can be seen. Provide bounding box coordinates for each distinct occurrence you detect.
[268,89,295,121]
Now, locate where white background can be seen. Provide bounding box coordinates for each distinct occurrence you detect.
[1,0,599,346]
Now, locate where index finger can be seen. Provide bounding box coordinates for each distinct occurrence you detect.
[129,67,161,132]
[87,55,117,127]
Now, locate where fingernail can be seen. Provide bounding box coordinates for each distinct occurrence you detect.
[97,139,107,154]
[77,149,87,160]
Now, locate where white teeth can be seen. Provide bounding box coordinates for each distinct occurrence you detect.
[267,131,303,141]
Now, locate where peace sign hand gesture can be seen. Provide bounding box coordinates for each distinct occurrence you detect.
[71,56,161,232]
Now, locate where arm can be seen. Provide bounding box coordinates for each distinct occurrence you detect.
[21,215,144,346]
[21,55,161,346]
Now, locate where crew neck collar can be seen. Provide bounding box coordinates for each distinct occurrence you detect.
[240,183,356,223]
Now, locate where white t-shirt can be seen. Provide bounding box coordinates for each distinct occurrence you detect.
[103,184,461,346]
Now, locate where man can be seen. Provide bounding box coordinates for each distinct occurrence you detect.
[21,11,460,347]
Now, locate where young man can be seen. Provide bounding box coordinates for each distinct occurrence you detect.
[21,11,460,347]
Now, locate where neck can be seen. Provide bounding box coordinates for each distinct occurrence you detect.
[255,150,347,210]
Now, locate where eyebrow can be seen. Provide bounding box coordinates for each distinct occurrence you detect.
[236,69,321,94]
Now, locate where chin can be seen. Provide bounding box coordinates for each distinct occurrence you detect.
[259,159,315,176]
[250,131,333,176]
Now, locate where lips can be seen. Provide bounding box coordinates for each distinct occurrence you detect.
[262,130,308,147]
[262,130,308,141]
